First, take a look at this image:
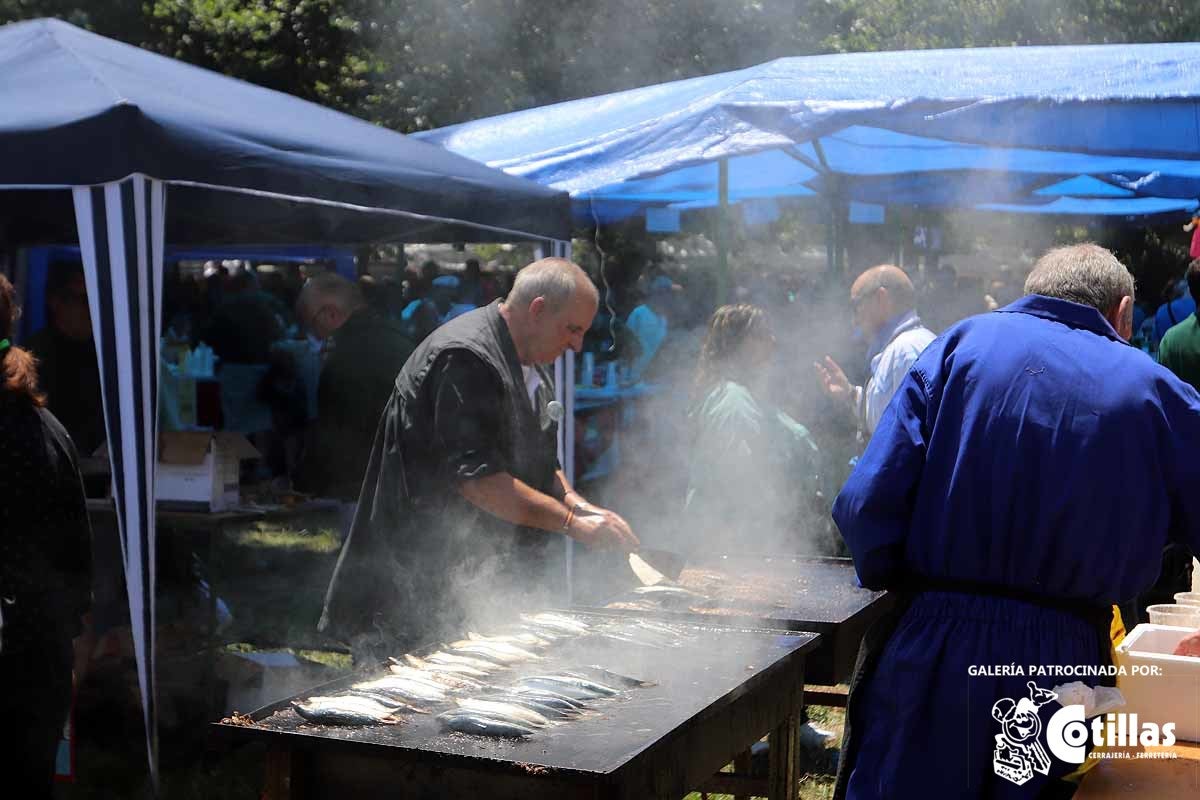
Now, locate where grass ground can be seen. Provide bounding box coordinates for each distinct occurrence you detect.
[59,512,846,799]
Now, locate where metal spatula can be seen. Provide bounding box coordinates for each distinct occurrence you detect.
[628,548,686,586]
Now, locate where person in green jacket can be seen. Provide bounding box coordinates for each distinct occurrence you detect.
[1158,258,1200,391]
[682,304,828,556]
[1150,257,1200,617]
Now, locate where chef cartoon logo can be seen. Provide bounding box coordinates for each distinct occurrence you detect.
[991,682,1057,786]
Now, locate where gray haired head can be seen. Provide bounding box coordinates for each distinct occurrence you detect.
[507,257,594,313]
[297,271,364,313]
[1024,244,1134,315]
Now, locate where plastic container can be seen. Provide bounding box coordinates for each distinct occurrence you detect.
[1174,592,1200,607]
[1115,624,1200,742]
[1145,604,1200,627]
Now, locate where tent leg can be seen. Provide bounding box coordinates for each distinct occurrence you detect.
[825,200,836,275]
[715,158,730,305]
[550,239,576,605]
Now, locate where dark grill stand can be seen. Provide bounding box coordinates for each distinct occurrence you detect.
[579,555,894,687]
[214,621,819,799]
[570,555,894,795]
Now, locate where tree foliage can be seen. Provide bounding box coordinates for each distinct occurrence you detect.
[2,0,1200,131]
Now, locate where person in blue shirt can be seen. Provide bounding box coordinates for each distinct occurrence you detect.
[831,244,1200,800]
[624,275,673,380]
[1151,276,1196,349]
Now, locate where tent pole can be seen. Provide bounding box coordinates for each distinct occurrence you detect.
[825,197,836,275]
[836,198,846,274]
[716,158,730,304]
[355,245,372,278]
[810,139,839,277]
[551,239,576,605]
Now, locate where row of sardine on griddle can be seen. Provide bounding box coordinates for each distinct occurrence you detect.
[292,612,685,734]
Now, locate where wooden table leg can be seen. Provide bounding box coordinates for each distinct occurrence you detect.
[264,745,294,800]
[767,713,801,800]
[204,523,221,716]
[733,749,754,800]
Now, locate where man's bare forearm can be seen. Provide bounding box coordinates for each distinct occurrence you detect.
[551,469,589,509]
[458,472,569,533]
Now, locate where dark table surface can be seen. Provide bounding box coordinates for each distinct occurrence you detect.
[215,614,819,779]
[578,554,892,685]
[86,497,340,526]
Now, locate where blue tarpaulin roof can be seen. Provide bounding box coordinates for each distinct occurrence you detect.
[0,18,570,243]
[418,43,1200,222]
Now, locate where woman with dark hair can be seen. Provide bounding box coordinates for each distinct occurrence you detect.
[681,304,827,555]
[0,274,92,798]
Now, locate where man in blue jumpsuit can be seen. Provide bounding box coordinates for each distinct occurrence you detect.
[831,244,1200,799]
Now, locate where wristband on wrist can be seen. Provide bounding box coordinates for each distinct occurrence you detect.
[562,504,576,532]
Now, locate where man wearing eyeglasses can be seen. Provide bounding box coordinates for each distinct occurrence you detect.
[814,265,936,441]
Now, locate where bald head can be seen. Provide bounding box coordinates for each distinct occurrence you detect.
[296,272,364,339]
[852,265,916,309]
[500,258,599,365]
[506,257,598,312]
[850,265,917,337]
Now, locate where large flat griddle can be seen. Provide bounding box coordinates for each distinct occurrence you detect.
[213,615,819,799]
[581,554,892,685]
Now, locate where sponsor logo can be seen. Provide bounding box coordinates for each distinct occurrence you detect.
[992,681,1177,786]
[992,682,1057,785]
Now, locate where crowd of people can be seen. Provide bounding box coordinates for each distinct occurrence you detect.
[6,242,1200,796]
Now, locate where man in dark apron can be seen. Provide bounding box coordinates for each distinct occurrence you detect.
[319,258,639,663]
[831,244,1200,799]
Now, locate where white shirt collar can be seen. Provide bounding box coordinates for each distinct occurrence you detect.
[521,365,540,410]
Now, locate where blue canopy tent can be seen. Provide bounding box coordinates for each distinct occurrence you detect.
[418,42,1200,235]
[0,18,570,789]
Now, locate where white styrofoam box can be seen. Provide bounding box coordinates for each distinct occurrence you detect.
[1115,624,1200,743]
[153,432,259,511]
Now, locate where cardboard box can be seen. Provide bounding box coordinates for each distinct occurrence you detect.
[96,432,260,511]
[1115,623,1200,743]
[156,431,259,510]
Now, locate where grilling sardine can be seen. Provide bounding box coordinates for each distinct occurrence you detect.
[403,654,490,678]
[293,695,400,726]
[426,650,506,671]
[352,676,448,703]
[518,675,618,697]
[454,698,550,728]
[438,710,534,738]
[450,640,539,664]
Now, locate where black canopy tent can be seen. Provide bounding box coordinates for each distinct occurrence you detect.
[0,18,571,789]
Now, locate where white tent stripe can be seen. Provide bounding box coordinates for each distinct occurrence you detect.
[148,180,165,652]
[131,178,163,763]
[151,182,166,378]
[106,180,158,793]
